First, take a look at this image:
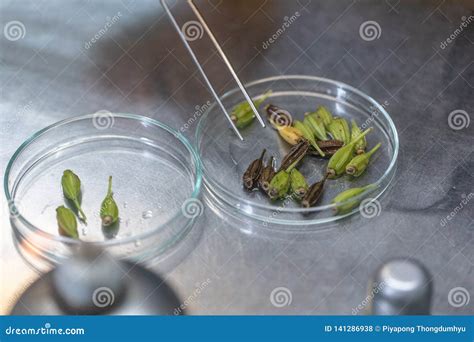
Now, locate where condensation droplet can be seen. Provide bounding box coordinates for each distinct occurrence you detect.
[81,228,87,236]
[123,201,128,208]
[142,210,153,219]
[134,240,141,247]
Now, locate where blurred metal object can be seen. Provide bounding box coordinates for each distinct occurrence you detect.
[10,245,183,315]
[160,0,266,141]
[368,258,432,315]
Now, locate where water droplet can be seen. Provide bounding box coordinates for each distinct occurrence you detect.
[142,210,153,219]
[134,240,141,247]
[123,201,128,208]
[81,228,87,236]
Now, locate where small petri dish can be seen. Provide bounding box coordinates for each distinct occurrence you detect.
[196,75,398,228]
[4,113,202,271]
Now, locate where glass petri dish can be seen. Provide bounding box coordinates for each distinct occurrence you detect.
[4,113,202,271]
[196,75,398,228]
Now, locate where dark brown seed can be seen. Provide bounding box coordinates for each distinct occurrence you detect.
[309,147,340,158]
[259,156,276,193]
[309,140,344,158]
[317,140,344,149]
[243,149,266,190]
[301,175,327,208]
[265,104,293,129]
[279,139,310,172]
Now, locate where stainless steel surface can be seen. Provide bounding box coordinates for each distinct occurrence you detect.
[1,0,473,314]
[11,245,183,315]
[369,258,432,315]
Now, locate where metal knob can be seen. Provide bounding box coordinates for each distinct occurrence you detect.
[11,244,184,315]
[369,258,432,315]
[51,244,126,314]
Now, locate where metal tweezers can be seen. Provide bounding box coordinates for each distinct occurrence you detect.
[160,0,265,140]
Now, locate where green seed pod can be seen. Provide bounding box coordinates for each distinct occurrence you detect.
[351,119,366,154]
[231,90,272,126]
[100,176,119,227]
[290,169,308,200]
[338,118,351,145]
[327,128,373,178]
[234,110,255,129]
[328,118,350,145]
[293,120,325,157]
[56,205,78,239]
[304,115,328,141]
[268,170,290,200]
[327,120,343,142]
[61,169,87,222]
[346,143,382,177]
[314,106,333,127]
[331,184,375,214]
